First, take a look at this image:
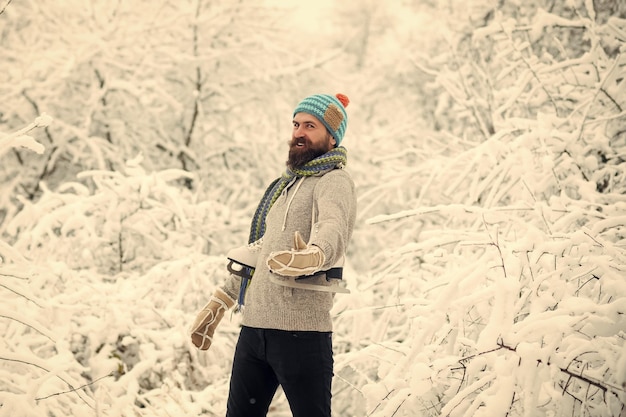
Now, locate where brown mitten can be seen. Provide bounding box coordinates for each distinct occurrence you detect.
[190,289,235,350]
[266,231,325,277]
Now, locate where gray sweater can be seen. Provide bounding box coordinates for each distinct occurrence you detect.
[222,168,357,332]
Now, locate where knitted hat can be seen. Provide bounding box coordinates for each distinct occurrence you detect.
[293,93,350,146]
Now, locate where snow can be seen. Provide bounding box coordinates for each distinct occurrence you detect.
[1,0,625,416]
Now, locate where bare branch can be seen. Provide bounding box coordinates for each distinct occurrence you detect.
[0,355,94,408]
[0,0,13,16]
[0,281,44,308]
[35,372,115,401]
[0,314,54,342]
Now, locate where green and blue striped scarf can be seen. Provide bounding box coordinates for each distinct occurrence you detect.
[248,146,348,244]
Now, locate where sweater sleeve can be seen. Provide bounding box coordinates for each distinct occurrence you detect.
[309,169,357,269]
[220,272,240,302]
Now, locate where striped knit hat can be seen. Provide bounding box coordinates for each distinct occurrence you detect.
[293,93,350,146]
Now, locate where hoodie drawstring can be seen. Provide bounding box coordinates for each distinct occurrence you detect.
[282,177,305,232]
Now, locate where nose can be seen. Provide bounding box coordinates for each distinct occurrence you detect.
[294,124,305,138]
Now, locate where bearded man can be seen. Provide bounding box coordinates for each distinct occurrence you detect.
[190,93,357,417]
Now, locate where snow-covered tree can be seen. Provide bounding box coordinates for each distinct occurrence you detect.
[1,0,624,416]
[337,1,626,416]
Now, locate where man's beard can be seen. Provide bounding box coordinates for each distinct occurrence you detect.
[286,135,333,169]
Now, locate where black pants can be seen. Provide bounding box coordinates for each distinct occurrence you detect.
[226,326,333,417]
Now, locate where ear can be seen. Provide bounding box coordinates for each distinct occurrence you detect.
[329,134,337,148]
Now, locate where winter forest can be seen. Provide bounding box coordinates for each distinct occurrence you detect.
[1,0,625,416]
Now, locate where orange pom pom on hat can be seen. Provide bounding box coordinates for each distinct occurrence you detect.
[293,93,350,146]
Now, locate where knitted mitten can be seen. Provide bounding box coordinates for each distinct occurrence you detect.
[190,289,235,350]
[267,231,325,277]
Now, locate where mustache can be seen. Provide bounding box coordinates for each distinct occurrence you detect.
[289,137,309,147]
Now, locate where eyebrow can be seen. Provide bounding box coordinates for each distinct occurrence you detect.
[293,116,318,126]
